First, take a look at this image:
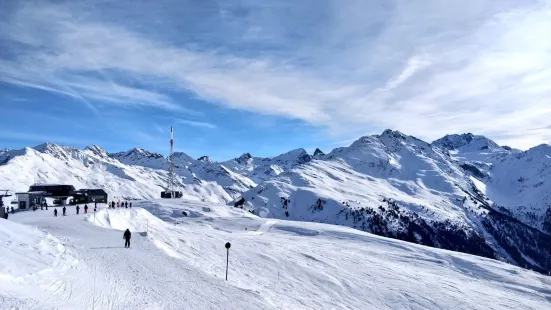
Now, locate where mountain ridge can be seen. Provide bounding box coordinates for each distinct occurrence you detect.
[1,130,551,273]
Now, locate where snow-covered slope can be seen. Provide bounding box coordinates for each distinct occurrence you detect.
[235,130,551,273]
[0,143,231,203]
[2,200,550,309]
[2,129,551,274]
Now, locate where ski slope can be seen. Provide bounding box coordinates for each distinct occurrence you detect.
[2,200,550,309]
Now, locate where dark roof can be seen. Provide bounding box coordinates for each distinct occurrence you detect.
[16,191,48,195]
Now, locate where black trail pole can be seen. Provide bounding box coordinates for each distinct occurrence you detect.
[225,242,231,281]
[226,249,229,281]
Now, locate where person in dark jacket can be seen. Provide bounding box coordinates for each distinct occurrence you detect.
[123,229,131,248]
[11,207,14,214]
[84,205,88,214]
[62,206,66,216]
[76,205,80,215]
[54,208,58,217]
[129,202,132,208]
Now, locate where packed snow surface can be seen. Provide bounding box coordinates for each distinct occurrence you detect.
[2,200,550,309]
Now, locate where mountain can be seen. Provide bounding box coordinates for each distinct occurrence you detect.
[0,144,232,204]
[1,130,551,273]
[313,148,325,158]
[110,148,167,169]
[233,130,551,273]
[221,148,312,183]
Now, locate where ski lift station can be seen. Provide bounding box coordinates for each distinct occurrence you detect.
[14,184,108,210]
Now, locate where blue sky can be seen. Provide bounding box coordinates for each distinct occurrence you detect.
[1,0,550,160]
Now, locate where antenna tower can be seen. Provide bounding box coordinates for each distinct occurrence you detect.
[167,126,175,195]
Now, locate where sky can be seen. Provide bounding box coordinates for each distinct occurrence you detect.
[1,0,551,160]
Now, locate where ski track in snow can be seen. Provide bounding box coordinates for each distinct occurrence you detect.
[1,200,551,309]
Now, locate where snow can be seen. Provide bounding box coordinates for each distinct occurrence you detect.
[2,129,551,280]
[2,200,550,309]
[470,176,487,195]
[0,145,233,204]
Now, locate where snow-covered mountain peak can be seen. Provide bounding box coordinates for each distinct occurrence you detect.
[237,152,253,163]
[84,145,110,158]
[313,148,325,158]
[33,142,71,153]
[110,147,167,169]
[32,142,79,161]
[197,155,212,163]
[432,133,501,152]
[526,143,551,156]
[379,129,407,140]
[273,148,312,165]
[114,148,164,160]
[172,152,195,165]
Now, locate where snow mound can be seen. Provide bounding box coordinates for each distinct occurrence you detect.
[0,220,80,309]
[87,208,166,233]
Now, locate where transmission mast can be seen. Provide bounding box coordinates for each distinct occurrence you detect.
[167,126,175,195]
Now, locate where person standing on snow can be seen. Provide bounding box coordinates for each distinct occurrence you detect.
[129,202,132,208]
[62,206,66,216]
[76,205,80,215]
[84,205,88,214]
[54,208,58,217]
[123,229,131,248]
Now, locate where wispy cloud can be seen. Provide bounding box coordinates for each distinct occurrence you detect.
[1,1,551,148]
[177,119,217,129]
[0,130,94,146]
[153,124,165,134]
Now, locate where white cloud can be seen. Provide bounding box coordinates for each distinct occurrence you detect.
[177,119,217,129]
[1,0,551,148]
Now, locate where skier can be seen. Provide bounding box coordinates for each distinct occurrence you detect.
[123,229,131,248]
[125,201,128,209]
[84,204,88,214]
[10,207,14,214]
[54,208,58,217]
[76,205,80,215]
[117,201,120,208]
[129,202,132,208]
[62,206,66,216]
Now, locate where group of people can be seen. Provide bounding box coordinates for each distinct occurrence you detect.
[53,203,98,217]
[109,201,132,209]
[32,202,48,211]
